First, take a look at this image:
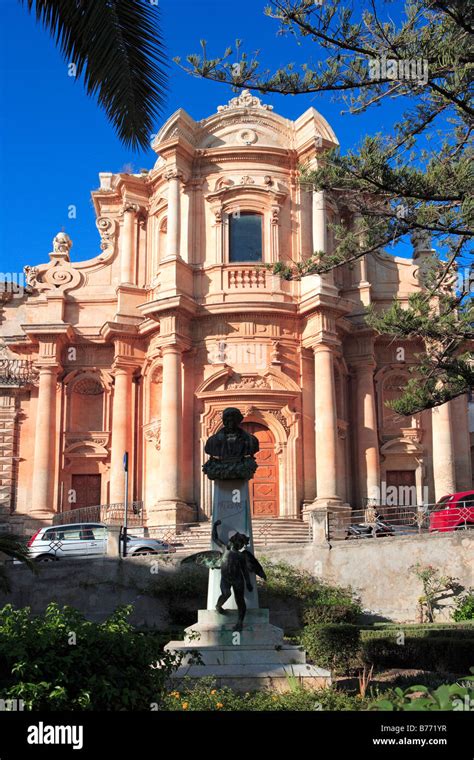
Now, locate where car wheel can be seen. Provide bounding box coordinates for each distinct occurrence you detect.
[132,549,158,556]
[35,555,57,562]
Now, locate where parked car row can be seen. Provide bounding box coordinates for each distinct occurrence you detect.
[25,522,175,562]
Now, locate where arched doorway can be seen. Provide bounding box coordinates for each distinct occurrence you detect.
[242,422,279,517]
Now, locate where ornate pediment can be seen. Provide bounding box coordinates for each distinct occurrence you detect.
[195,366,301,395]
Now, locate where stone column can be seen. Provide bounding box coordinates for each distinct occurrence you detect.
[165,171,181,260]
[156,344,183,505]
[313,344,339,504]
[120,204,138,285]
[312,190,327,254]
[110,365,134,504]
[31,365,58,514]
[355,362,380,503]
[312,189,334,287]
[432,401,457,500]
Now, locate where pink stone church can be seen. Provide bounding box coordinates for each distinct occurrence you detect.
[0,91,471,534]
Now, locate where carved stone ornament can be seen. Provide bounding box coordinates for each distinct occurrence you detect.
[144,418,161,450]
[217,89,273,112]
[96,216,118,260]
[240,175,255,185]
[73,378,104,395]
[226,373,270,390]
[53,232,73,258]
[238,128,258,145]
[23,231,82,294]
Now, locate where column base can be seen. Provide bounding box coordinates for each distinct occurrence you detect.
[307,501,351,542]
[311,497,349,509]
[146,500,196,528]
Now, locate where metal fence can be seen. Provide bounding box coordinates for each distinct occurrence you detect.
[0,359,36,386]
[327,502,474,541]
[52,501,144,527]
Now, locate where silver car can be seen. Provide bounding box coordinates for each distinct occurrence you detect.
[26,522,175,561]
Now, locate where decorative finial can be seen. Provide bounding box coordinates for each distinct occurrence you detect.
[217,89,273,112]
[52,232,73,260]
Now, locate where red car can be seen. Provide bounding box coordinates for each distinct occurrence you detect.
[429,491,474,532]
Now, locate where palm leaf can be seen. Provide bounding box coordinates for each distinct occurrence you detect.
[0,532,39,591]
[20,0,168,149]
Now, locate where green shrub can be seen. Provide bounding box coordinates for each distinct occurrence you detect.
[299,623,362,674]
[0,603,178,710]
[370,677,474,711]
[261,558,362,626]
[452,590,474,622]
[361,633,474,673]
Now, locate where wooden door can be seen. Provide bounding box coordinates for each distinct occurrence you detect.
[71,474,102,510]
[385,470,417,516]
[242,422,279,517]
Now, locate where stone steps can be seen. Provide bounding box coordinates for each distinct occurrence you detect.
[167,518,310,552]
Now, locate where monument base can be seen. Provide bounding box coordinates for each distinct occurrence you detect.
[164,608,331,693]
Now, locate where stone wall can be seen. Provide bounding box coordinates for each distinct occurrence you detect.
[1,532,472,625]
[264,532,474,623]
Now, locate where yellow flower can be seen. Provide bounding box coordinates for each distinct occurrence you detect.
[169,691,180,698]
[272,695,278,701]
[210,690,217,695]
[182,702,189,710]
[216,702,224,709]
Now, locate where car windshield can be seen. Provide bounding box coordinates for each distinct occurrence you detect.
[435,496,451,508]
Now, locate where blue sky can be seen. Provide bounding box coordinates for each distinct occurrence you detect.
[0,0,411,274]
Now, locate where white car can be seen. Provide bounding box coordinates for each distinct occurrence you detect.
[25,522,175,561]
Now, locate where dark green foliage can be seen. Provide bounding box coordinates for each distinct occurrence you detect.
[300,623,362,675]
[361,631,474,673]
[0,533,38,593]
[452,590,474,622]
[20,0,168,149]
[162,676,369,711]
[371,677,474,711]
[0,603,178,710]
[261,558,362,626]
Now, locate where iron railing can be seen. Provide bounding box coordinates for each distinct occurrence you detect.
[52,501,144,527]
[0,359,36,386]
[145,519,312,550]
[327,502,474,541]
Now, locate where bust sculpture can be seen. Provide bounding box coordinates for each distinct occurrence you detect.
[203,407,259,480]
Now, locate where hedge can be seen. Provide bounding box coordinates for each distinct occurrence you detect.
[300,623,474,675]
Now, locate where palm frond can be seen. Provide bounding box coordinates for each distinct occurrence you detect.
[20,0,168,149]
[0,533,38,575]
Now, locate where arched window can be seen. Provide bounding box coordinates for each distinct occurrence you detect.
[229,212,262,263]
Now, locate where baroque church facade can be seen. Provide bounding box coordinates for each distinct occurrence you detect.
[0,90,471,532]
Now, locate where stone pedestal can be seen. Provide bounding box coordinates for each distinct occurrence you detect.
[164,475,331,692]
[165,609,331,692]
[207,478,258,610]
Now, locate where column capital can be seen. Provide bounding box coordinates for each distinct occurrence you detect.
[164,167,185,182]
[111,360,139,375]
[350,357,377,372]
[121,202,140,215]
[311,342,335,355]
